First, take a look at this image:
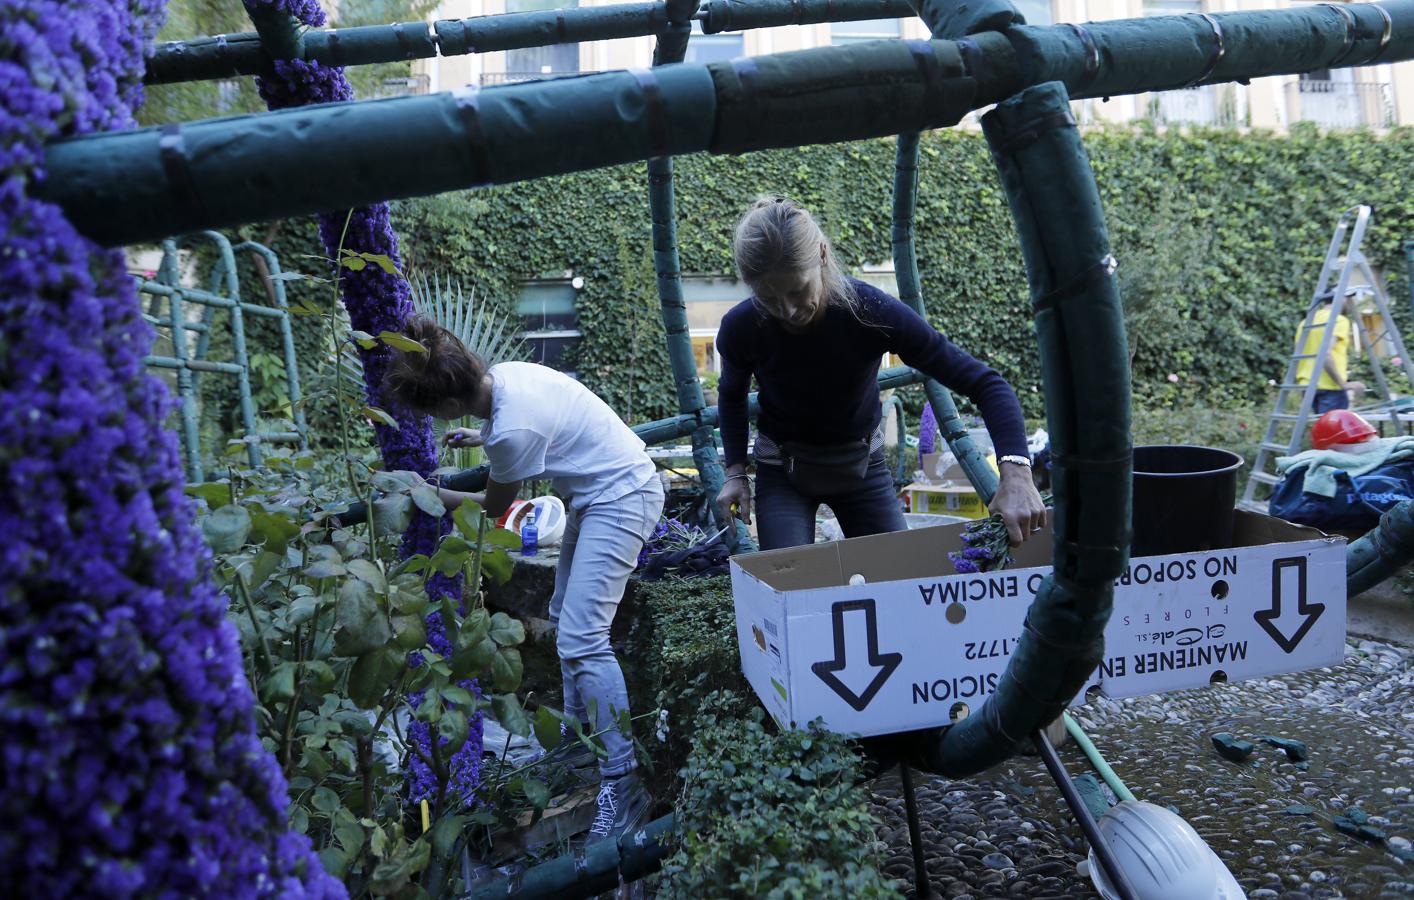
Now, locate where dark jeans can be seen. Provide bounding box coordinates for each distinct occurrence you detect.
[1313,389,1349,415]
[754,450,907,551]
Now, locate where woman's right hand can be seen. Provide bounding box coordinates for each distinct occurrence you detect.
[444,427,484,448]
[715,475,753,526]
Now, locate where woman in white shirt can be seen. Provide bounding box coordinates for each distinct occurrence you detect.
[384,317,662,843]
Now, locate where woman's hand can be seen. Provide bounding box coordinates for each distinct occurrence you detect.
[990,463,1047,545]
[715,472,753,526]
[444,427,484,448]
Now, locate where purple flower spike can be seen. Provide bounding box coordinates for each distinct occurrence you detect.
[252,0,481,810]
[918,403,938,455]
[953,559,980,574]
[0,2,341,894]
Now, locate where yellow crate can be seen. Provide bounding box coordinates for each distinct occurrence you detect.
[905,483,989,519]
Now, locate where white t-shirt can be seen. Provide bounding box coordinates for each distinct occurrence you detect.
[482,362,656,510]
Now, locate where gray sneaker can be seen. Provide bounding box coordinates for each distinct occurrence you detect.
[546,722,600,774]
[587,770,650,843]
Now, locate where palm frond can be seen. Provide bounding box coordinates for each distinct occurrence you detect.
[409,274,526,366]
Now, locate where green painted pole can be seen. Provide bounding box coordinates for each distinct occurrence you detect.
[53,0,1414,248]
[143,0,916,85]
[892,131,999,502]
[235,240,310,446]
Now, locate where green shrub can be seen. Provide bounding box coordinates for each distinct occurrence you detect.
[659,691,895,899]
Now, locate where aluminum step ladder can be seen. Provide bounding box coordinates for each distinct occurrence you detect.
[1240,205,1414,512]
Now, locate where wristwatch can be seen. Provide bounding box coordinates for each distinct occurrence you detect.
[998,455,1032,468]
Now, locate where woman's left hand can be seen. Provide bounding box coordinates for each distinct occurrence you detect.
[990,463,1047,545]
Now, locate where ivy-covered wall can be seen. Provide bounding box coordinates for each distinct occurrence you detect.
[236,125,1414,432]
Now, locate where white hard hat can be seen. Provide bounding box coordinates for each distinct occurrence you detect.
[1082,801,1245,899]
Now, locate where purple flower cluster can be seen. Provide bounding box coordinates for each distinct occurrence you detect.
[248,0,482,803]
[918,402,938,455]
[948,522,1006,574]
[0,2,339,895]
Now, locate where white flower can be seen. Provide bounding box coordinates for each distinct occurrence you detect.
[1167,373,1180,383]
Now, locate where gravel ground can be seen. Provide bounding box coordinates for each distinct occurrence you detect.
[868,638,1414,899]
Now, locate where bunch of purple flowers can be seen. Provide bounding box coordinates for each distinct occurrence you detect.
[0,2,339,894]
[918,402,938,455]
[947,517,1013,575]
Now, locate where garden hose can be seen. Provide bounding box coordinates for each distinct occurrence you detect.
[1063,713,1137,804]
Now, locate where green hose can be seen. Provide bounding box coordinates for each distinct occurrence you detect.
[1062,712,1136,803]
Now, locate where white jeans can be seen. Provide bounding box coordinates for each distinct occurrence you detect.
[548,476,664,776]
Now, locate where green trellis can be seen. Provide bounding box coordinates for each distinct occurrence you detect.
[138,230,308,480]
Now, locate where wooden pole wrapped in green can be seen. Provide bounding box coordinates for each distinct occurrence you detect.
[1345,501,1414,597]
[914,81,1131,777]
[698,0,912,33]
[143,0,920,85]
[892,131,998,502]
[50,0,1414,248]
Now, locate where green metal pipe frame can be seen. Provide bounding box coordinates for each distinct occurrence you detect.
[138,231,308,480]
[892,131,999,501]
[49,1,1414,248]
[142,0,916,84]
[1062,712,1137,803]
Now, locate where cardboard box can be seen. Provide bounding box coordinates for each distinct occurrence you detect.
[731,511,1346,738]
[905,456,998,519]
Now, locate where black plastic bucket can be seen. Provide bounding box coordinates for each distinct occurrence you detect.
[1132,445,1245,557]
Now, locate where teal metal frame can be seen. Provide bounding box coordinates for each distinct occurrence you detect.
[137,231,308,481]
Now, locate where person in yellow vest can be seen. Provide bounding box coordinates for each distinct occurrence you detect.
[1294,289,1365,415]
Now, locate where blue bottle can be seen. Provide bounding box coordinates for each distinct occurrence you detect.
[521,508,538,557]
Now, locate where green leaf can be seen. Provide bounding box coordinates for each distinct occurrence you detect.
[482,526,521,549]
[410,483,446,518]
[390,587,430,616]
[262,662,297,703]
[480,547,514,585]
[345,558,388,594]
[370,838,431,894]
[521,777,551,810]
[488,612,525,647]
[452,502,484,538]
[202,505,252,554]
[250,508,300,555]
[241,550,284,591]
[372,494,414,534]
[441,685,475,708]
[438,708,470,755]
[458,608,490,650]
[340,255,367,272]
[379,330,428,353]
[360,252,399,275]
[363,406,399,428]
[302,660,336,692]
[311,786,341,814]
[350,330,378,349]
[491,693,531,737]
[428,534,471,577]
[429,815,466,859]
[304,544,346,579]
[371,471,416,493]
[391,613,427,650]
[491,647,523,693]
[290,805,309,834]
[334,579,392,657]
[349,647,406,709]
[185,482,231,509]
[389,554,430,578]
[532,706,563,753]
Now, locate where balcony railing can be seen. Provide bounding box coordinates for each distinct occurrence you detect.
[1145,84,1242,127]
[1286,80,1394,128]
[369,73,430,99]
[479,71,586,87]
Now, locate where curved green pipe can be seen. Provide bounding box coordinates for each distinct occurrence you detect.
[912,80,1131,777]
[892,132,998,502]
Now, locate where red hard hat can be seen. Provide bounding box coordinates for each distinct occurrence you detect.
[1311,409,1377,450]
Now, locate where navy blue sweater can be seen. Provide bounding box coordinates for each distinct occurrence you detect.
[716,279,1028,468]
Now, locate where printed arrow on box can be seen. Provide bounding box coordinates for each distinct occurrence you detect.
[811,599,902,712]
[1255,556,1325,654]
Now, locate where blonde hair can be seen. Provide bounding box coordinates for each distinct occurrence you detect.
[733,197,856,316]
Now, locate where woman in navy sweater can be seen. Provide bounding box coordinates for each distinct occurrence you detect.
[714,198,1046,550]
